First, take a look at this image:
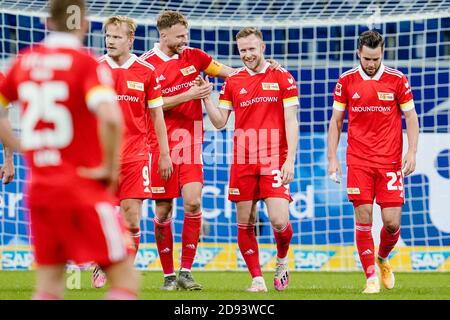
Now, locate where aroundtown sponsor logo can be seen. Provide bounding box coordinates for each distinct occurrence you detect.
[294,250,336,270]
[237,248,276,269]
[1,250,34,270]
[351,106,391,112]
[116,95,140,102]
[240,96,278,108]
[134,248,159,270]
[410,251,450,270]
[162,80,195,95]
[191,247,223,268]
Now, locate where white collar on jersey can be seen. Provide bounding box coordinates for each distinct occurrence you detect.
[245,61,270,76]
[44,32,82,48]
[358,63,385,81]
[152,43,179,62]
[103,53,137,69]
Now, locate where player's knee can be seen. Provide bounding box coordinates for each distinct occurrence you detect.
[183,198,201,213]
[384,222,400,234]
[121,205,141,228]
[270,217,289,231]
[155,201,173,222]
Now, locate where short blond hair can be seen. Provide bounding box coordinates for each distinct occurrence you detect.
[156,10,188,31]
[236,27,263,41]
[103,16,136,37]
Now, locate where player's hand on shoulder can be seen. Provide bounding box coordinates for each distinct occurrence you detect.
[0,159,14,184]
[158,153,173,181]
[267,59,282,70]
[281,157,295,185]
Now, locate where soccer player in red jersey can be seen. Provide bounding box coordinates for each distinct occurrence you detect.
[91,15,173,289]
[202,27,299,292]
[140,11,234,291]
[0,0,139,300]
[0,72,14,185]
[327,30,419,293]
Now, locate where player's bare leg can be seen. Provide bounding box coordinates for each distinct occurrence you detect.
[354,204,380,293]
[33,265,65,300]
[237,200,267,292]
[177,182,203,290]
[377,206,401,289]
[104,256,139,300]
[265,197,292,291]
[121,198,144,252]
[155,199,177,290]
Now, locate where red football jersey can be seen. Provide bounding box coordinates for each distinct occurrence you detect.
[333,64,415,168]
[0,33,117,185]
[218,63,299,163]
[140,44,222,152]
[0,72,5,84]
[99,54,163,163]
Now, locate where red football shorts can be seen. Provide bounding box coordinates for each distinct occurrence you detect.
[228,161,292,202]
[149,144,203,199]
[347,165,404,206]
[117,160,152,201]
[29,177,133,267]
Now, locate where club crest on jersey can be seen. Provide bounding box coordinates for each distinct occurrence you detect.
[347,188,360,194]
[288,77,294,84]
[127,81,144,91]
[180,65,197,76]
[229,188,241,195]
[151,187,166,193]
[262,82,280,91]
[377,92,394,101]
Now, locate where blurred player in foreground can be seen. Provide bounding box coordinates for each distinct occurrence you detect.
[0,0,139,299]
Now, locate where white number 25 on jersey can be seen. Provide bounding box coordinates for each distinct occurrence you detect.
[18,81,74,166]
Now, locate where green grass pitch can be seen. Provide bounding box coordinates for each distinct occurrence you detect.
[0,271,449,300]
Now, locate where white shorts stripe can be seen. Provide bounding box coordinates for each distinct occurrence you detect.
[96,202,126,262]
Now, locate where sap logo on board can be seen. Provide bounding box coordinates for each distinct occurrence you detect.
[410,251,450,271]
[192,247,223,268]
[134,248,159,270]
[1,250,34,270]
[294,250,336,270]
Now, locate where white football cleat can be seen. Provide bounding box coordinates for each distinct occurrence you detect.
[246,276,268,293]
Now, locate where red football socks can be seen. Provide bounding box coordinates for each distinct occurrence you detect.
[378,226,400,260]
[154,217,174,275]
[273,222,293,259]
[238,223,262,278]
[181,212,202,270]
[128,227,141,255]
[355,223,376,279]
